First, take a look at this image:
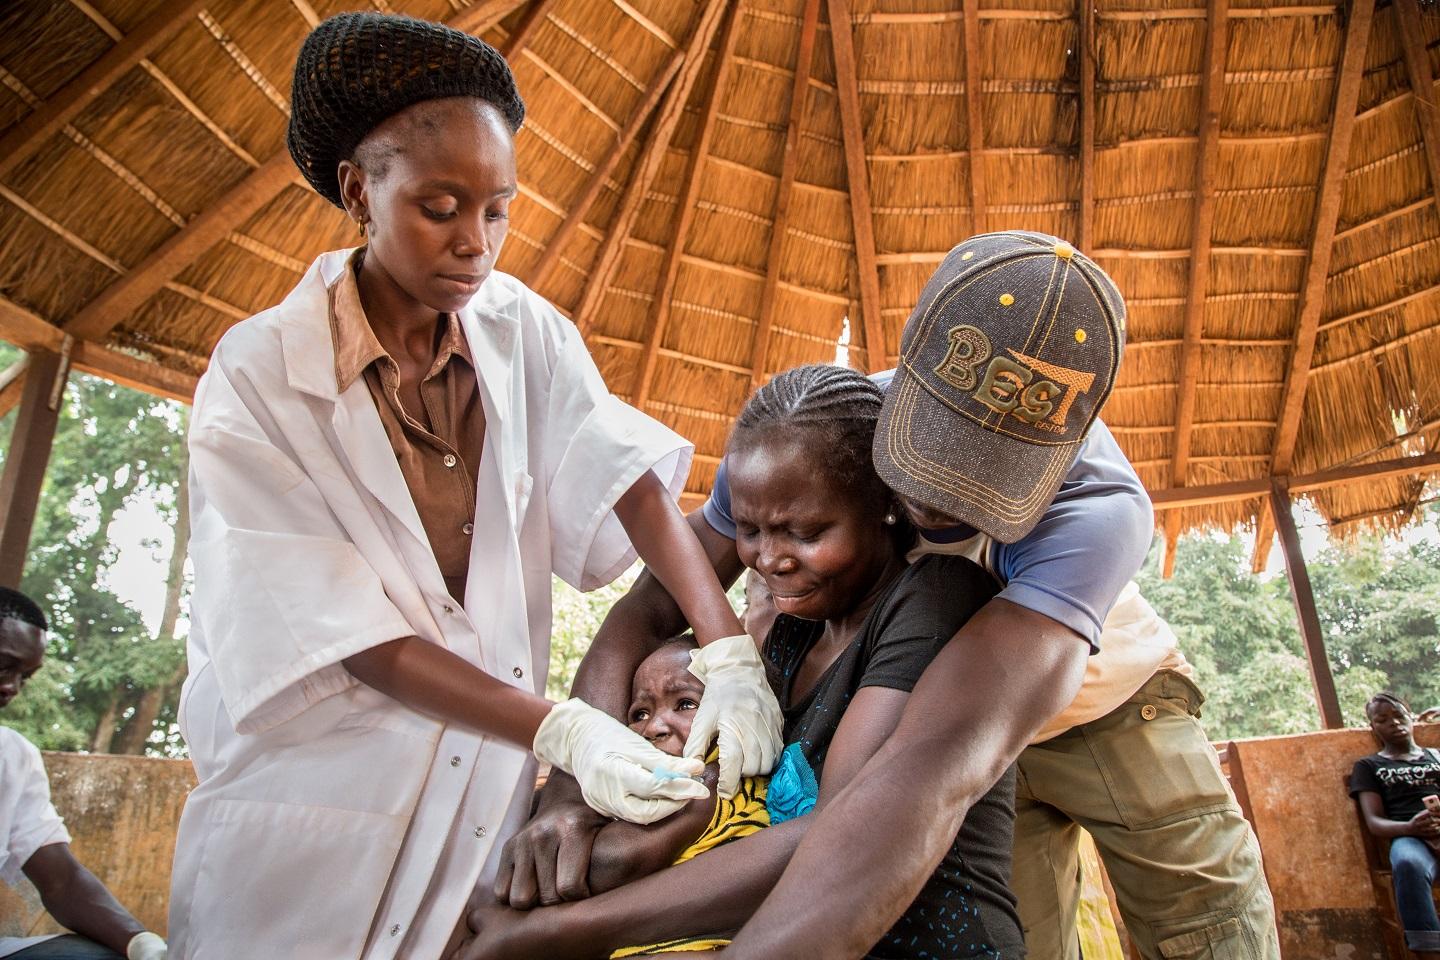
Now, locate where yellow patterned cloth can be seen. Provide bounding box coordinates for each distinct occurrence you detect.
[1076,830,1124,960]
[610,768,770,957]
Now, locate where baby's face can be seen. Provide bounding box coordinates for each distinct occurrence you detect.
[627,644,705,757]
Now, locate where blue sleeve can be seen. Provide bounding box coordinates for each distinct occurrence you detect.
[702,455,738,540]
[990,419,1152,650]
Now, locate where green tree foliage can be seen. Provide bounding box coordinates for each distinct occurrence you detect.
[0,369,189,754]
[1138,520,1439,741]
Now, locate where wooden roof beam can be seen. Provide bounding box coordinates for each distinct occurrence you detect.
[750,0,822,391]
[573,0,731,337]
[450,0,532,35]
[1251,0,1374,565]
[1396,0,1440,234]
[0,0,206,182]
[1,296,197,402]
[1078,0,1096,251]
[829,0,886,372]
[963,0,987,234]
[529,43,689,291]
[1163,0,1229,579]
[58,2,543,344]
[500,0,559,59]
[0,358,28,420]
[632,4,744,410]
[1149,449,1440,510]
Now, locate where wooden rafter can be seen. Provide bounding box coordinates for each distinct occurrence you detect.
[500,0,558,58]
[1077,0,1095,251]
[1163,0,1228,578]
[963,0,987,234]
[750,0,821,390]
[631,4,744,410]
[2,296,197,402]
[1270,480,1344,729]
[56,1,540,345]
[1248,0,1374,567]
[1149,450,1440,510]
[828,0,886,372]
[449,0,531,35]
[1396,0,1440,235]
[0,358,28,420]
[573,0,731,337]
[0,0,206,182]
[529,44,688,291]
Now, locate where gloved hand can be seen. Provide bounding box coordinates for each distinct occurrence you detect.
[533,698,709,824]
[682,634,783,797]
[127,932,167,960]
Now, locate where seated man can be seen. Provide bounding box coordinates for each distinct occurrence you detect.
[0,588,165,960]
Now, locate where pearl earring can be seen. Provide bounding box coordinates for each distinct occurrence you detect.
[884,511,897,525]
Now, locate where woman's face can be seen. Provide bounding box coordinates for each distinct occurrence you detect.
[337,97,517,317]
[1369,700,1412,747]
[729,433,897,623]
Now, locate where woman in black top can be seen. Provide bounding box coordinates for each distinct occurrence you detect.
[1350,692,1440,958]
[455,365,1022,959]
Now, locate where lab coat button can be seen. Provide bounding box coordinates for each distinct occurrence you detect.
[443,453,457,468]
[450,756,461,767]
[513,667,524,679]
[474,825,487,838]
[442,604,455,615]
[389,925,401,937]
[462,522,474,535]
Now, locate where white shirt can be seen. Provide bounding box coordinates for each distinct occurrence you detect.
[168,251,692,959]
[0,726,67,958]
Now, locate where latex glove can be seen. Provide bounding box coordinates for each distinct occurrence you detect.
[682,634,784,797]
[127,932,167,960]
[533,698,708,824]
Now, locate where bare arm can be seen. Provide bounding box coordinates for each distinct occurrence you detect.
[1358,790,1440,840]
[462,687,912,959]
[587,763,721,894]
[23,843,145,954]
[613,471,743,646]
[722,600,1089,959]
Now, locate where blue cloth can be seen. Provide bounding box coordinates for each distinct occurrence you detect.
[766,742,818,824]
[702,369,1152,649]
[1389,837,1440,951]
[4,936,123,959]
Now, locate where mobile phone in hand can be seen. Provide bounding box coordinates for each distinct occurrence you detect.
[1424,795,1440,816]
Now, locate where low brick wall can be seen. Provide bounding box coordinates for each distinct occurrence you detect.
[0,753,194,939]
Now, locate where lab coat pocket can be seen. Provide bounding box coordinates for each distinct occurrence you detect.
[187,797,408,959]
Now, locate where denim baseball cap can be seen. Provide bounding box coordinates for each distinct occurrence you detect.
[874,231,1126,543]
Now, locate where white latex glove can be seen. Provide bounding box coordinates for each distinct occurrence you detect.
[127,932,167,960]
[682,633,784,797]
[533,698,709,824]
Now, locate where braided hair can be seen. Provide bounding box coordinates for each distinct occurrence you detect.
[288,12,526,208]
[731,365,903,530]
[1367,691,1411,719]
[0,586,46,631]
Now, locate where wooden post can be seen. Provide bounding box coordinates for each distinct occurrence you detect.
[1268,480,1344,729]
[0,349,71,587]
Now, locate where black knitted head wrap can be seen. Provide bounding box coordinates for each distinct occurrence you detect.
[288,12,525,208]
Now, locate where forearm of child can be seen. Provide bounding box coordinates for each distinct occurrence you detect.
[23,844,146,955]
[344,636,552,748]
[614,471,743,646]
[587,763,721,894]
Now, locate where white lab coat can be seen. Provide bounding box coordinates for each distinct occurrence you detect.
[168,250,690,959]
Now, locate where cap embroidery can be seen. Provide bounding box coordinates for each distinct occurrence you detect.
[973,356,1060,425]
[1009,350,1097,430]
[934,325,993,392]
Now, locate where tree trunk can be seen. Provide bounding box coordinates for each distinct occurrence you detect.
[90,691,122,752]
[112,467,190,756]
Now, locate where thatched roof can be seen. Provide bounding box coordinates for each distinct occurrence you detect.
[1,0,1438,551]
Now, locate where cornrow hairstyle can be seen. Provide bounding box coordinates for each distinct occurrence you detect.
[731,365,907,541]
[1367,691,1411,719]
[288,12,526,208]
[0,587,47,632]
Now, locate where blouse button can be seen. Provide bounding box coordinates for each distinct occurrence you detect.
[513,667,524,679]
[462,522,474,535]
[443,453,457,468]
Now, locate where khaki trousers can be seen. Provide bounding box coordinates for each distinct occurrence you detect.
[1012,670,1280,959]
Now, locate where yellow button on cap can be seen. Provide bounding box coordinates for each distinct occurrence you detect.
[1054,241,1074,260]
[999,293,1015,307]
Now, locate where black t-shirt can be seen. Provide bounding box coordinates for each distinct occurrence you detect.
[762,554,1022,959]
[1350,748,1440,822]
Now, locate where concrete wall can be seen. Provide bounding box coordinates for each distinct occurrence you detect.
[1228,722,1440,959]
[0,753,194,939]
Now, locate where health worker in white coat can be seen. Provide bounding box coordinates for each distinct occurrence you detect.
[167,14,782,959]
